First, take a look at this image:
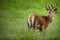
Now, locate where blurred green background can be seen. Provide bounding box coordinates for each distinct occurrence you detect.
[0,0,60,40]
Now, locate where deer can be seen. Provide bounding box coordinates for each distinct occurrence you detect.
[28,3,58,33]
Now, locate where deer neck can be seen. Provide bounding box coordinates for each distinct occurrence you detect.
[48,13,54,22]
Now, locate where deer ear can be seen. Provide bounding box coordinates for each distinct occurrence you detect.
[45,4,50,11]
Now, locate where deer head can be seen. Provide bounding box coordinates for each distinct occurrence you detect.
[45,3,58,22]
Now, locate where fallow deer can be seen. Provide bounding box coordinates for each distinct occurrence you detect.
[28,3,58,33]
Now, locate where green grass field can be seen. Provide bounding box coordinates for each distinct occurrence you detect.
[0,0,60,40]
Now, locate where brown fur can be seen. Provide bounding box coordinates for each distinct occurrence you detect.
[28,3,58,32]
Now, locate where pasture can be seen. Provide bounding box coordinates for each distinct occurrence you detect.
[0,0,60,40]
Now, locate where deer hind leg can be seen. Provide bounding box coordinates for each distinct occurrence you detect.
[31,16,35,27]
[31,16,35,32]
[32,21,38,32]
[28,16,35,32]
[28,19,32,32]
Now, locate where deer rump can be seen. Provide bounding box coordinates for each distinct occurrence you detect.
[28,14,50,31]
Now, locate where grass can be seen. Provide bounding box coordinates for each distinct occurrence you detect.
[0,0,60,40]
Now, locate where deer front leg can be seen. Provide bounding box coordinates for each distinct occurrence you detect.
[41,26,46,34]
[32,23,36,32]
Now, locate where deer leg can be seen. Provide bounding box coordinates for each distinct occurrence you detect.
[32,27,35,32]
[32,22,35,32]
[32,25,37,32]
[41,26,45,34]
[28,23,32,32]
[36,24,42,32]
[32,22,38,32]
[39,27,42,32]
[28,20,32,32]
